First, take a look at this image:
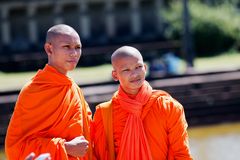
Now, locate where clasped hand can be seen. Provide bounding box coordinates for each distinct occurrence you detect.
[64,136,89,157]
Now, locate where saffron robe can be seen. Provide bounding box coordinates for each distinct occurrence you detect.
[93,86,192,160]
[5,64,92,160]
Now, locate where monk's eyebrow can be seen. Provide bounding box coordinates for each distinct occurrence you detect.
[58,40,70,43]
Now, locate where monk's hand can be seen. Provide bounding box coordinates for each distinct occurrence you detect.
[25,152,51,160]
[25,152,36,160]
[64,136,89,157]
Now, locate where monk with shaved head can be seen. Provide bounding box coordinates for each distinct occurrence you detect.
[5,24,92,160]
[93,46,193,160]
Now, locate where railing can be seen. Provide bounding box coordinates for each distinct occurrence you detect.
[1,69,240,147]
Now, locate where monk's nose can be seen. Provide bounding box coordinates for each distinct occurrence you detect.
[131,70,138,78]
[70,49,79,57]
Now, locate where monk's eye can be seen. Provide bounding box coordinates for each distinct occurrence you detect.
[136,65,143,69]
[75,46,81,50]
[63,45,71,49]
[122,69,130,72]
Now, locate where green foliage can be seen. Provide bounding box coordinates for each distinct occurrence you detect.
[195,0,240,6]
[162,1,240,56]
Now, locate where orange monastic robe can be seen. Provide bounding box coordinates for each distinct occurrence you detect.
[5,64,92,160]
[93,82,192,160]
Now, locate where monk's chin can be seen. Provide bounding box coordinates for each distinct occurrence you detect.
[129,82,144,90]
[66,66,77,72]
[68,63,78,69]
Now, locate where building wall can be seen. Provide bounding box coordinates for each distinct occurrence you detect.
[0,0,165,54]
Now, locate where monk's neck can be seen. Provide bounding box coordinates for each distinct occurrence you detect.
[126,93,137,99]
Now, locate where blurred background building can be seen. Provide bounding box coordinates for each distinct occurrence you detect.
[1,0,240,159]
[0,0,165,49]
[0,0,180,71]
[1,0,240,72]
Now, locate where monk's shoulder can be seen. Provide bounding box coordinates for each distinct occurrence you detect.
[96,100,112,110]
[94,101,112,122]
[17,81,34,97]
[154,90,183,115]
[73,84,85,98]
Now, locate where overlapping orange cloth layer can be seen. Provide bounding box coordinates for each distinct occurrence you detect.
[93,81,192,160]
[116,81,152,160]
[5,64,92,160]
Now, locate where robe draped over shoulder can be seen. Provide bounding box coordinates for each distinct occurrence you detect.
[93,88,192,160]
[5,64,92,160]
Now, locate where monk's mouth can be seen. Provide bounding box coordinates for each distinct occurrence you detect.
[130,78,142,83]
[67,60,78,63]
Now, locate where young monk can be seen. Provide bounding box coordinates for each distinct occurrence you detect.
[5,24,92,160]
[93,46,193,160]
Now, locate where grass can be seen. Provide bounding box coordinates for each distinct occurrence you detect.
[194,51,240,72]
[0,51,240,92]
[0,64,113,92]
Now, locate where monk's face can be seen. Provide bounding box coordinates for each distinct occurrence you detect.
[45,32,81,75]
[112,55,147,95]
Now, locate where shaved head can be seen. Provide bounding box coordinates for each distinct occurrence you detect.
[111,46,143,69]
[110,46,146,94]
[46,24,79,43]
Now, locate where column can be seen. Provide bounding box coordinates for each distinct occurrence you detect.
[155,0,164,33]
[27,3,37,44]
[130,0,141,36]
[183,0,194,68]
[1,4,10,46]
[79,0,90,39]
[54,3,63,24]
[105,0,115,38]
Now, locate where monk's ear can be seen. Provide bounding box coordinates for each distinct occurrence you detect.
[44,43,53,56]
[144,63,147,71]
[112,70,119,81]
